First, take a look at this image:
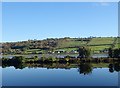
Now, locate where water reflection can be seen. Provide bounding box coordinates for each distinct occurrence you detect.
[2,62,120,75]
[78,63,92,75]
[109,63,120,72]
[2,62,119,86]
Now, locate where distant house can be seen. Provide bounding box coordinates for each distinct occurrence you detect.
[48,51,52,54]
[100,49,108,53]
[70,50,78,53]
[54,50,65,54]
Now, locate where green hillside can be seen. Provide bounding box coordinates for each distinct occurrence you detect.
[86,37,116,52]
[87,37,115,45]
[114,37,120,49]
[1,37,119,55]
[56,37,117,53]
[57,38,88,48]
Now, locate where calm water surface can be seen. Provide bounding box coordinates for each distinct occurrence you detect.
[2,66,118,86]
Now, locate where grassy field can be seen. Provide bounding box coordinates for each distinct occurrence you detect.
[86,37,117,52]
[25,49,44,54]
[57,39,87,48]
[54,48,78,52]
[56,37,117,52]
[113,37,120,49]
[114,43,120,49]
[87,37,115,46]
[88,45,111,51]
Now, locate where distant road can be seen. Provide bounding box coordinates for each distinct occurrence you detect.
[1,53,108,59]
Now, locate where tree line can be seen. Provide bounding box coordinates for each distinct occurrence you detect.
[108,48,120,58]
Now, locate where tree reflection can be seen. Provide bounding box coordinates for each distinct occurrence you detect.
[2,60,120,73]
[2,62,26,69]
[114,63,120,72]
[109,64,114,73]
[13,63,26,69]
[78,63,92,75]
[108,63,120,73]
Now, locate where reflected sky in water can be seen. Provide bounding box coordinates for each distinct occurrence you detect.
[2,67,118,86]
